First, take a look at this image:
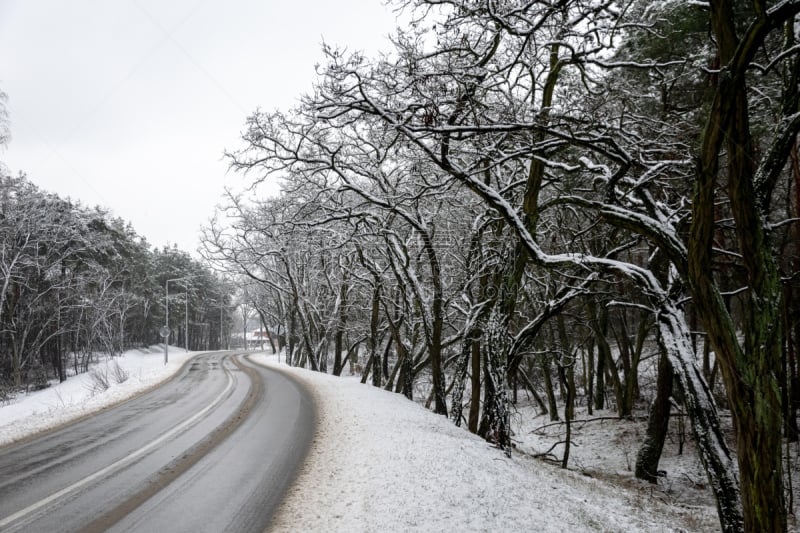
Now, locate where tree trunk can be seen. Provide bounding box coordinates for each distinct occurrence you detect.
[541,357,559,422]
[332,279,347,376]
[402,343,413,401]
[468,337,481,433]
[783,284,799,442]
[369,284,381,387]
[287,308,297,366]
[657,304,743,531]
[588,298,619,413]
[688,3,799,530]
[635,351,673,483]
[451,333,473,427]
[586,338,595,416]
[612,311,634,417]
[478,304,511,452]
[423,232,448,416]
[558,362,575,469]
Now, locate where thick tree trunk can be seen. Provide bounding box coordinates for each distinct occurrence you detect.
[657,305,743,532]
[381,334,390,380]
[369,283,381,387]
[332,279,347,376]
[585,338,595,416]
[689,3,799,530]
[613,313,635,417]
[423,233,448,416]
[402,344,413,400]
[783,285,799,442]
[478,305,511,452]
[594,342,606,411]
[635,351,673,483]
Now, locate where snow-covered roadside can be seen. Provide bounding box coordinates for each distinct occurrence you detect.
[1,348,717,531]
[252,354,714,532]
[0,345,197,447]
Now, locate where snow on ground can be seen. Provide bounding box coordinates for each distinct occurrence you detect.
[252,354,718,533]
[0,345,196,447]
[1,347,725,531]
[515,406,715,514]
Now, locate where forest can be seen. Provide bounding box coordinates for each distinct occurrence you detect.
[1,0,800,531]
[0,172,233,394]
[198,1,800,532]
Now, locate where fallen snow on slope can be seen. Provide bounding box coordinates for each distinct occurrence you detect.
[253,355,714,532]
[0,345,196,447]
[2,349,717,531]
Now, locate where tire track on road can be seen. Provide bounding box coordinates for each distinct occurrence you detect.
[78,353,264,533]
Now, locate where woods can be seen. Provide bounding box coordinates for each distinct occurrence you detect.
[2,0,800,531]
[200,1,800,531]
[0,172,232,396]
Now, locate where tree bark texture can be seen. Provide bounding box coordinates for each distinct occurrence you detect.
[635,351,673,483]
[688,3,800,530]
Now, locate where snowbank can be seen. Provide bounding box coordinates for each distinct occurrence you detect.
[253,355,714,532]
[0,345,197,447]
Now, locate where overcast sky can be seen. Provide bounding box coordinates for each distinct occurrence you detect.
[0,0,398,253]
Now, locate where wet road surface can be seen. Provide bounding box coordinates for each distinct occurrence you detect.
[0,352,315,532]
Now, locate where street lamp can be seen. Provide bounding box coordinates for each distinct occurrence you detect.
[164,276,191,364]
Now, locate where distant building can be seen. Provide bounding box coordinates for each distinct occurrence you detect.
[231,327,277,349]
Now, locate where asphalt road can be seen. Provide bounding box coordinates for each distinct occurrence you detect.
[0,352,315,532]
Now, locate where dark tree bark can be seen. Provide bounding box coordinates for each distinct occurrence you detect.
[468,337,481,433]
[332,278,348,376]
[541,357,559,422]
[635,351,673,483]
[558,361,575,469]
[688,3,800,530]
[369,283,382,387]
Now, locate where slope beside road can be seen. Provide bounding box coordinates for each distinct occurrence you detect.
[255,355,719,533]
[1,349,720,532]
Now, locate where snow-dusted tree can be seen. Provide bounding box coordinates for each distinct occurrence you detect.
[224,104,476,412]
[298,0,747,528]
[0,172,229,391]
[0,175,83,385]
[688,2,800,530]
[595,1,800,530]
[210,0,800,529]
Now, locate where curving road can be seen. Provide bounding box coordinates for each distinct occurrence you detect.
[0,352,315,532]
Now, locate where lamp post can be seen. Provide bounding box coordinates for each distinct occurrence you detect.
[184,285,189,353]
[164,276,191,364]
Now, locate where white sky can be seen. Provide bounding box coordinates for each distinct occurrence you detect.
[0,0,398,253]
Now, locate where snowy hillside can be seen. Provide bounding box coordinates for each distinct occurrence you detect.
[255,355,719,532]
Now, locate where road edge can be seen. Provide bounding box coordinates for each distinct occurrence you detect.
[0,351,211,452]
[245,354,320,531]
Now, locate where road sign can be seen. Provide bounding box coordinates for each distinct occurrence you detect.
[159,325,170,338]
